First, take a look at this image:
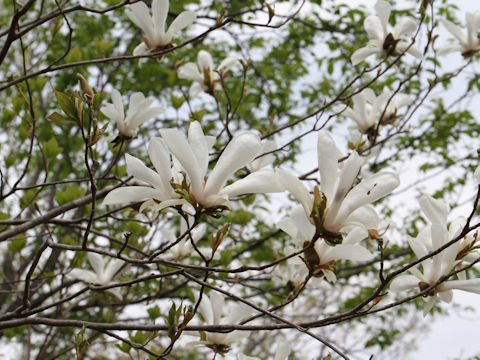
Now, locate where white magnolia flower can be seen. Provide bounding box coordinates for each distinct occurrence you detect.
[339,88,412,134]
[277,131,399,238]
[278,206,373,281]
[160,121,283,208]
[101,89,163,138]
[238,341,291,360]
[161,215,208,261]
[103,137,187,211]
[247,139,277,172]
[195,292,253,353]
[390,195,480,315]
[438,12,480,57]
[68,253,125,298]
[127,0,196,55]
[272,256,309,290]
[351,0,422,65]
[178,50,239,97]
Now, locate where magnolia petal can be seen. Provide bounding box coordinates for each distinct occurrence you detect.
[100,104,121,122]
[133,42,150,56]
[323,244,374,263]
[104,258,125,282]
[197,50,214,72]
[177,62,203,82]
[364,15,385,43]
[393,17,417,37]
[198,294,214,325]
[351,46,382,65]
[148,138,174,195]
[188,121,210,181]
[290,205,316,241]
[152,0,168,33]
[210,292,225,325]
[440,18,467,44]
[221,169,283,197]
[276,168,313,218]
[419,194,448,225]
[204,133,261,198]
[189,82,204,97]
[333,172,399,230]
[344,205,380,229]
[126,154,164,191]
[448,216,466,239]
[317,130,341,201]
[475,166,480,184]
[87,252,105,278]
[160,127,204,196]
[390,275,419,291]
[423,295,437,316]
[437,43,464,56]
[107,287,123,299]
[394,94,413,109]
[408,235,429,260]
[396,41,423,59]
[440,279,480,294]
[127,2,154,37]
[167,10,196,37]
[103,186,162,205]
[129,106,164,130]
[343,226,368,245]
[430,224,450,281]
[374,0,391,34]
[277,217,298,240]
[68,269,98,284]
[323,269,337,283]
[218,56,239,72]
[438,289,453,303]
[274,342,291,360]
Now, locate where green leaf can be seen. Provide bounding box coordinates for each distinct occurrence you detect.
[52,87,78,120]
[147,305,161,320]
[47,111,75,125]
[43,137,63,159]
[171,93,185,110]
[55,184,86,206]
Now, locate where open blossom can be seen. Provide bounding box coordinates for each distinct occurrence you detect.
[277,130,399,242]
[339,88,412,134]
[126,0,196,56]
[159,121,283,208]
[438,12,480,57]
[177,50,239,97]
[351,0,422,65]
[68,253,125,298]
[103,137,187,211]
[101,89,163,138]
[390,195,480,315]
[278,206,373,281]
[194,292,253,354]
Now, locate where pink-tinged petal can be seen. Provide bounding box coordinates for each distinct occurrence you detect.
[87,253,105,277]
[68,269,98,284]
[364,15,385,43]
[197,50,214,72]
[127,2,154,39]
[351,46,382,65]
[390,275,419,291]
[166,10,196,37]
[218,57,239,72]
[103,186,163,205]
[440,279,480,294]
[323,244,373,263]
[276,168,313,218]
[374,0,391,34]
[160,127,203,196]
[198,294,213,325]
[317,131,341,201]
[188,121,210,181]
[393,17,417,37]
[177,62,203,82]
[221,169,283,197]
[126,154,163,190]
[152,0,168,33]
[440,18,467,44]
[419,195,448,225]
[333,172,399,229]
[344,205,380,229]
[204,133,261,197]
